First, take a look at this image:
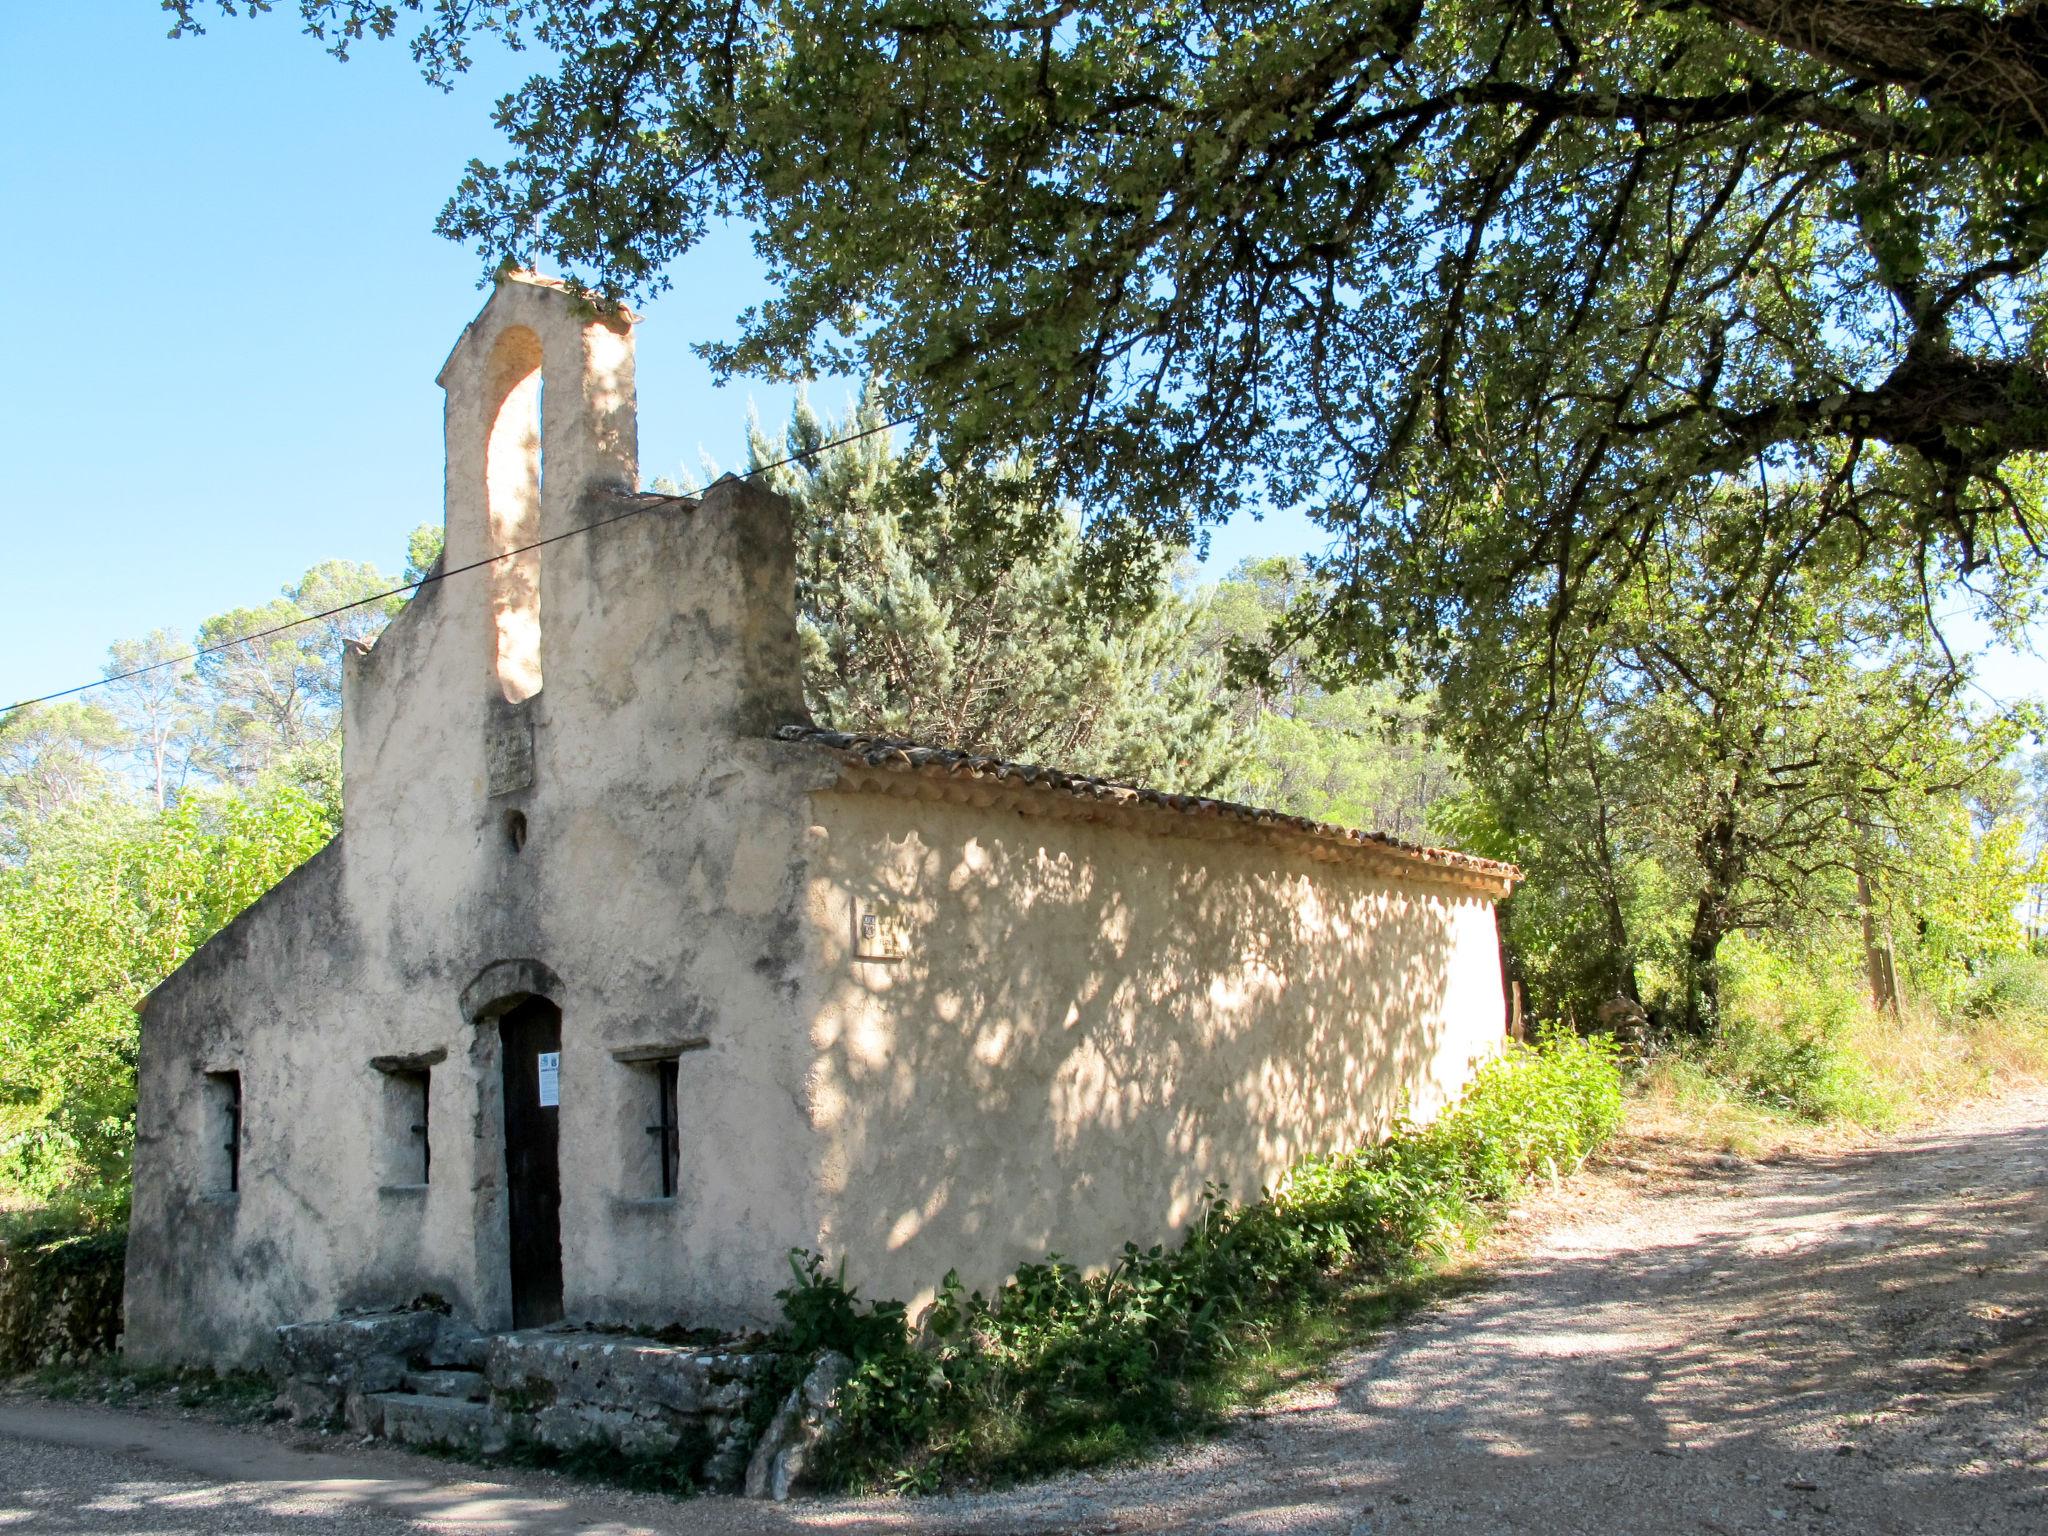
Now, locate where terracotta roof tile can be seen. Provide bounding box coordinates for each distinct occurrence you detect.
[775,724,1520,885]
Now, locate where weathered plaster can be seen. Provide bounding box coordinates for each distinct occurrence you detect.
[788,788,1508,1314]
[127,276,829,1365]
[124,274,1516,1370]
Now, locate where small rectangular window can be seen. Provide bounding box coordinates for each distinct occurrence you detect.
[647,1059,680,1199]
[203,1071,242,1193]
[611,1040,702,1201]
[377,1068,431,1186]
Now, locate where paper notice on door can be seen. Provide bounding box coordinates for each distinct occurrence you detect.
[537,1051,560,1107]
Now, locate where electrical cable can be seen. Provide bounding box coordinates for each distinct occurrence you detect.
[0,412,914,721]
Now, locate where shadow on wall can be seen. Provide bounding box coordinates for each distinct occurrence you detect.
[806,796,1482,1299]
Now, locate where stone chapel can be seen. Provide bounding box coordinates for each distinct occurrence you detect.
[124,274,1520,1368]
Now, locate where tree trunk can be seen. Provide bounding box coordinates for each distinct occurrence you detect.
[1683,811,1741,1037]
[1584,743,1645,1009]
[1603,886,1644,1007]
[1683,901,1726,1039]
[1857,872,1901,1016]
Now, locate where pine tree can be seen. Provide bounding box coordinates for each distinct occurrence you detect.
[746,389,1242,794]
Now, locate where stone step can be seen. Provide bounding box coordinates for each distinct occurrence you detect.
[484,1328,769,1414]
[402,1368,488,1401]
[372,1393,510,1456]
[278,1320,773,1493]
[275,1309,485,1389]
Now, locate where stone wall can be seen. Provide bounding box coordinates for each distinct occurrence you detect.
[0,1221,125,1372]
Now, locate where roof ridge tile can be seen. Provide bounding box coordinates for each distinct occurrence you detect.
[772,724,1520,884]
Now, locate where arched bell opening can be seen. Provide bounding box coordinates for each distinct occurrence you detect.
[483,326,544,704]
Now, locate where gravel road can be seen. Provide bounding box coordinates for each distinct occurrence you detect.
[5,1087,2044,1535]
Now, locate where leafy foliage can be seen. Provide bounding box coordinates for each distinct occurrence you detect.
[1439,483,2032,1033]
[100,630,205,812]
[767,1030,1621,1490]
[1201,556,1460,840]
[1961,949,2048,1024]
[0,769,340,1198]
[1638,932,2048,1143]
[1686,936,1891,1124]
[1893,802,2041,1009]
[191,561,405,786]
[172,0,2048,669]
[403,522,444,585]
[0,538,411,1202]
[0,705,126,859]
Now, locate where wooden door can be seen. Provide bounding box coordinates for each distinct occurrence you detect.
[499,997,564,1327]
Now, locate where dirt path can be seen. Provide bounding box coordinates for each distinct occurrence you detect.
[6,1088,2045,1535]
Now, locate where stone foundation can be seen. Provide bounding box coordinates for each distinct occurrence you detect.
[272,1311,772,1491]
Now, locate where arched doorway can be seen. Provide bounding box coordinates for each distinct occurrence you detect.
[462,959,568,1331]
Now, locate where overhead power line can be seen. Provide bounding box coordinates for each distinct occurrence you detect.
[0,413,914,722]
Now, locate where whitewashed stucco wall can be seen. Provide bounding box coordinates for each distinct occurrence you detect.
[790,787,1510,1315]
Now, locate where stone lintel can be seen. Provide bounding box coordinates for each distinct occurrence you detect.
[369,1048,449,1074]
[610,1039,711,1063]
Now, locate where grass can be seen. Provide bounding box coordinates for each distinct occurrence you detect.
[16,1358,276,1420]
[1632,945,2048,1156]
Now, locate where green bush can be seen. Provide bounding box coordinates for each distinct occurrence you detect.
[1695,939,1892,1125]
[766,1029,1622,1491]
[1958,952,2048,1024]
[0,769,338,1202]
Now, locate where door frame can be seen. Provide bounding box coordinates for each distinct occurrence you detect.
[460,957,565,1332]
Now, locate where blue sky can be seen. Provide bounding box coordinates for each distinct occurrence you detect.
[0,4,2036,715]
[0,4,1312,712]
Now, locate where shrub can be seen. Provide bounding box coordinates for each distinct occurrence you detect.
[1695,939,1892,1125]
[766,1029,1622,1491]
[1637,934,2048,1145]
[1958,952,2048,1025]
[0,769,338,1202]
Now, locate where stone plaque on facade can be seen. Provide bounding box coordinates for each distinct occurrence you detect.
[486,698,535,797]
[855,900,910,960]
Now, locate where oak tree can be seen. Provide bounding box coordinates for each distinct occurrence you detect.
[172,0,2048,667]
[1443,477,2028,1032]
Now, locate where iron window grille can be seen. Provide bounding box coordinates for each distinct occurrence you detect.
[210,1071,242,1193]
[646,1059,681,1198]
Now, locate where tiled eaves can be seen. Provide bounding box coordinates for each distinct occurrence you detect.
[774,725,1521,898]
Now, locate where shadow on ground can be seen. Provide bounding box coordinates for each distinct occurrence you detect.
[5,1092,2045,1535]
